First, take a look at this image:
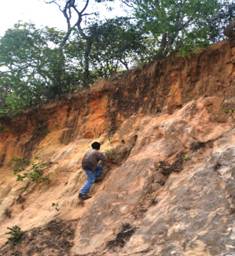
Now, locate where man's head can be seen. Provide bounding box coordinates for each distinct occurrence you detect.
[91,141,101,150]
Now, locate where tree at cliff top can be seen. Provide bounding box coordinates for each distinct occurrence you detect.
[0,0,234,115]
[122,0,235,57]
[68,17,146,80]
[0,23,80,115]
[50,0,234,77]
[46,0,146,85]
[46,0,108,86]
[0,19,144,115]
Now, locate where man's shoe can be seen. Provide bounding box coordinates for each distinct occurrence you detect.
[95,177,103,183]
[79,193,91,200]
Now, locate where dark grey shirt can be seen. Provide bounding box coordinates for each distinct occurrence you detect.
[82,149,106,171]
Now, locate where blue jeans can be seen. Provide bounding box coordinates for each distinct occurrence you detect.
[80,166,102,195]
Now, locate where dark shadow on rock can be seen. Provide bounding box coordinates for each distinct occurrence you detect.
[22,122,49,159]
[158,152,184,176]
[107,223,136,250]
[190,140,213,152]
[190,141,207,151]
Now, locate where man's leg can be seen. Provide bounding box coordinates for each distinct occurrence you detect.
[94,166,103,182]
[80,169,95,197]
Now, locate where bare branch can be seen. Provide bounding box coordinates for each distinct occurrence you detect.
[80,0,90,14]
[45,0,63,11]
[46,0,93,47]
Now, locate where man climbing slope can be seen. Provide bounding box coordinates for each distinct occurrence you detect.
[79,141,106,200]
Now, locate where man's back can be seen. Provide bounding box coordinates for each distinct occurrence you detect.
[82,149,105,171]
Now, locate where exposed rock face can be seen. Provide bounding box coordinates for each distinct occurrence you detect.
[0,41,234,255]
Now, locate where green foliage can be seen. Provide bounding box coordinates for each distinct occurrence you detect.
[128,0,234,57]
[11,157,30,174]
[0,19,139,114]
[87,17,147,77]
[105,147,126,165]
[15,162,50,183]
[223,108,235,113]
[209,1,235,42]
[0,124,5,133]
[182,153,191,161]
[0,1,233,114]
[66,17,147,85]
[105,148,115,160]
[6,225,24,245]
[0,23,80,116]
[16,173,27,182]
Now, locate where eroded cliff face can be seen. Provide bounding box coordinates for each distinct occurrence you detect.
[0,41,234,256]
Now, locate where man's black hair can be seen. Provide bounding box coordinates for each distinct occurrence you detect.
[91,141,101,150]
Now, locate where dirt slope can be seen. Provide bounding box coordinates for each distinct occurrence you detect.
[0,41,234,256]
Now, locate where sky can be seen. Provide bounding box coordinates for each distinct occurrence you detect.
[0,0,127,36]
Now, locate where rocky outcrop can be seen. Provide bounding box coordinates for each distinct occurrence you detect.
[0,41,234,168]
[0,41,234,255]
